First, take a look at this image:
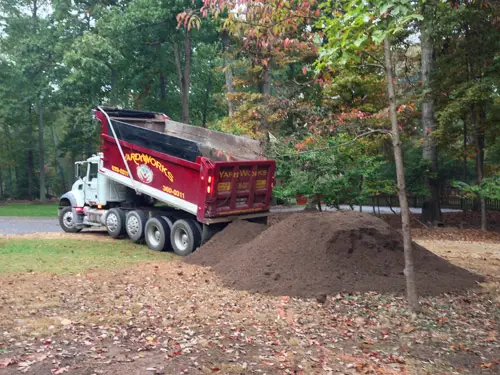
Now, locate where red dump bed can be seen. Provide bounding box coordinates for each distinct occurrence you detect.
[94,107,275,224]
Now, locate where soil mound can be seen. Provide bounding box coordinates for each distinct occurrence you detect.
[185,220,266,266]
[186,212,483,297]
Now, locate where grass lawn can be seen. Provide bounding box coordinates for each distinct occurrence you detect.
[0,238,174,274]
[0,203,58,217]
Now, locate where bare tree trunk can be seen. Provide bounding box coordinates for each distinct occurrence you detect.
[259,64,271,96]
[384,37,419,313]
[463,120,468,181]
[160,71,167,112]
[49,121,66,193]
[202,61,213,128]
[173,29,192,124]
[475,129,487,231]
[183,29,191,123]
[3,125,14,197]
[28,106,34,200]
[38,100,46,202]
[222,30,236,116]
[420,2,441,225]
[0,168,3,199]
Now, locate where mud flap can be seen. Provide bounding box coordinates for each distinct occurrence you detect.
[201,223,226,245]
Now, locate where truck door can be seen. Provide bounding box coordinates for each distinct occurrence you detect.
[84,162,99,204]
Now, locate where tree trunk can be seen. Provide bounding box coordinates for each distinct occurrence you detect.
[475,129,487,231]
[463,119,468,180]
[160,71,167,112]
[182,29,191,123]
[0,168,3,199]
[202,61,213,128]
[110,68,118,106]
[49,121,66,193]
[3,125,14,198]
[173,29,192,124]
[222,30,236,116]
[259,64,271,96]
[420,3,441,225]
[384,37,419,313]
[38,100,46,202]
[8,167,13,198]
[27,105,34,200]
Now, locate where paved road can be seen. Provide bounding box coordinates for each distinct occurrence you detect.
[0,216,61,235]
[0,205,462,235]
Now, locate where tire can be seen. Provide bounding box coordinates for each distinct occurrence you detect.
[170,219,201,256]
[59,207,82,233]
[125,210,147,243]
[145,217,171,252]
[106,208,126,238]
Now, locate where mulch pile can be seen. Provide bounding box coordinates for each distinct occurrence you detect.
[185,220,266,267]
[186,212,483,298]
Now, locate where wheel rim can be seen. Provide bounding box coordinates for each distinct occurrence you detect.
[174,227,190,252]
[106,213,118,232]
[127,215,140,236]
[63,211,75,228]
[146,224,161,247]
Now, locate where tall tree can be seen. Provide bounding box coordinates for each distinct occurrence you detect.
[318,0,422,312]
[420,0,440,225]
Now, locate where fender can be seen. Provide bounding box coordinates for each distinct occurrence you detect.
[59,191,86,225]
[59,192,77,207]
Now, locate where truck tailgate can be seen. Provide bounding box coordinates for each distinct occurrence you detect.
[204,160,275,218]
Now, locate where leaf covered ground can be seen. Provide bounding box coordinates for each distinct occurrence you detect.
[0,232,499,375]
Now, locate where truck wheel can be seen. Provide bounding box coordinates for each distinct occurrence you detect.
[170,219,201,256]
[106,208,126,238]
[145,217,171,252]
[59,207,82,233]
[126,210,147,243]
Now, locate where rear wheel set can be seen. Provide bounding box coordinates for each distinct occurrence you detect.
[106,208,203,256]
[144,216,201,256]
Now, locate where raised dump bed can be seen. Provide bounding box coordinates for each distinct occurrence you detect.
[58,106,276,256]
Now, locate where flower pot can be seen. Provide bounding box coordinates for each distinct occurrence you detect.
[296,194,308,205]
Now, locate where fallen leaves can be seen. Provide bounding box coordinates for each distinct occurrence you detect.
[0,238,498,375]
[480,360,499,369]
[51,366,70,374]
[0,357,17,368]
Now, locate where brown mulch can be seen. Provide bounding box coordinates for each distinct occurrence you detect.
[185,220,266,267]
[186,212,483,298]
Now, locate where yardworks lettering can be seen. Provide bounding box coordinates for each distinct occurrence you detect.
[219,169,267,179]
[126,153,174,183]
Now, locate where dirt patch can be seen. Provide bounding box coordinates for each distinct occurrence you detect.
[185,220,265,266]
[187,211,483,297]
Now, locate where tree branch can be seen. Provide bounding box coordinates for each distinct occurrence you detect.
[295,129,392,155]
[361,51,385,67]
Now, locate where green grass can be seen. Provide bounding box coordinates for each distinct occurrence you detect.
[0,203,58,217]
[0,238,174,274]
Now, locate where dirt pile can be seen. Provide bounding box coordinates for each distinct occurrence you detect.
[186,212,483,297]
[185,220,266,266]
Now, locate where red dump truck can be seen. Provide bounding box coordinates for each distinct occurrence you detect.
[58,106,275,255]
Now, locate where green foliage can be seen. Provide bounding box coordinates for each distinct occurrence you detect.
[269,134,394,206]
[452,177,500,200]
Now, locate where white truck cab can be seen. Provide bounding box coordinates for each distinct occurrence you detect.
[58,153,129,232]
